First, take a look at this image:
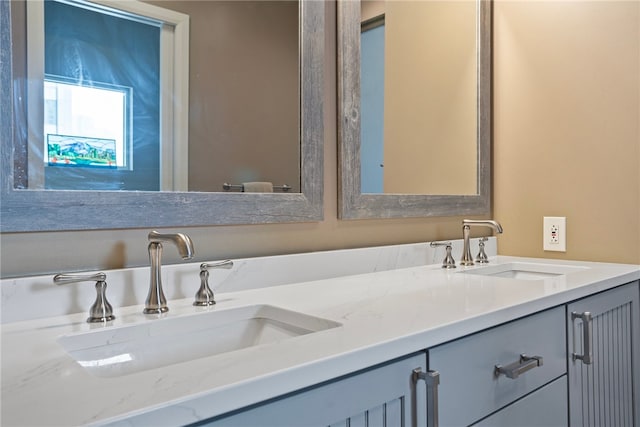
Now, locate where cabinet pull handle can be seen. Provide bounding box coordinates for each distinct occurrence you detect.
[494,354,544,379]
[571,311,593,365]
[413,368,440,427]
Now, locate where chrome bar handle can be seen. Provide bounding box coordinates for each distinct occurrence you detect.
[571,311,593,365]
[494,354,543,379]
[194,260,234,306]
[413,368,440,427]
[54,272,115,323]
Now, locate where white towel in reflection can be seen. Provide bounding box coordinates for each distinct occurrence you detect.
[242,182,273,193]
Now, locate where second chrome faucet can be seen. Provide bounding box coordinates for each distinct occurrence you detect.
[145,230,195,314]
[460,219,503,266]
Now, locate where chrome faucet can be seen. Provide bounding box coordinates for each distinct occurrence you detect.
[460,219,503,266]
[145,230,195,314]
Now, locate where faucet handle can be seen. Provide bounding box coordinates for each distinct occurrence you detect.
[194,260,234,306]
[476,237,490,264]
[430,241,456,269]
[54,272,115,323]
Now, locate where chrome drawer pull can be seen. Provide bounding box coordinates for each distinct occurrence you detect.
[571,311,593,365]
[494,354,543,379]
[413,368,440,427]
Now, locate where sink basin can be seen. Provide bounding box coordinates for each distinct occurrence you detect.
[58,304,341,378]
[461,262,588,280]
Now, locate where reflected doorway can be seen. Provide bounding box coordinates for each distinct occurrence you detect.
[360,15,385,194]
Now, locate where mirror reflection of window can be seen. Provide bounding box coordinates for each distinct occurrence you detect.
[22,1,301,194]
[41,0,159,190]
[43,78,129,168]
[25,0,188,191]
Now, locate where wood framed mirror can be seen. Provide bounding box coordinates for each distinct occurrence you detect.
[0,0,324,232]
[338,0,491,219]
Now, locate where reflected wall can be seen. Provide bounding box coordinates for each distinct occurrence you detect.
[360,0,477,195]
[15,0,300,193]
[149,1,300,192]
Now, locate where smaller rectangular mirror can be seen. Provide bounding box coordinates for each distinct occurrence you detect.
[338,0,492,219]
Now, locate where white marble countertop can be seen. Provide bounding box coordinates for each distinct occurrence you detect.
[2,256,639,426]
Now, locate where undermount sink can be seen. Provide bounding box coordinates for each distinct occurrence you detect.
[461,262,589,280]
[58,304,341,378]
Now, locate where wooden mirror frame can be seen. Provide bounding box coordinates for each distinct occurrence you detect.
[338,0,491,220]
[0,0,324,232]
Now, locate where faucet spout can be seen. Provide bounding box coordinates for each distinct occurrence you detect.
[148,230,194,259]
[145,231,195,314]
[463,219,503,234]
[460,219,503,266]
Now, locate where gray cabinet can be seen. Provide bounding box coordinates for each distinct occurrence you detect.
[428,306,567,426]
[567,281,640,427]
[199,352,428,427]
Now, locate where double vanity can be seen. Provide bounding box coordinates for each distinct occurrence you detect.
[2,0,638,424]
[2,239,639,426]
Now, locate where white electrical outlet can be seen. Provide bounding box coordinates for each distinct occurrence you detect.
[543,216,566,252]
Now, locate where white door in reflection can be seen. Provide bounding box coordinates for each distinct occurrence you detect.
[360,18,385,194]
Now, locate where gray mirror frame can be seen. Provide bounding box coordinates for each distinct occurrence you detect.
[338,0,491,219]
[0,0,323,232]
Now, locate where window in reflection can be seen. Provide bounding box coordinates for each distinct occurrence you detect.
[23,0,188,191]
[44,78,130,169]
[41,0,159,190]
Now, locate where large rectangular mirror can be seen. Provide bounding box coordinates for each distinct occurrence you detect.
[338,0,491,219]
[0,0,323,232]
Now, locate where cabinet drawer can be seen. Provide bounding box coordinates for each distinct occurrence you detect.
[473,376,568,426]
[429,306,566,426]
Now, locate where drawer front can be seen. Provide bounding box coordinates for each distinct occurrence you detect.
[473,376,568,426]
[429,306,566,427]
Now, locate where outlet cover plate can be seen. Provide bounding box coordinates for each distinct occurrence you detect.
[543,216,566,252]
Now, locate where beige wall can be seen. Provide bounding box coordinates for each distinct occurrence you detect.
[361,0,384,21]
[1,1,639,278]
[147,1,300,192]
[493,0,640,264]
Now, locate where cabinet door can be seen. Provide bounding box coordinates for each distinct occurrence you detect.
[199,352,427,427]
[567,281,640,427]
